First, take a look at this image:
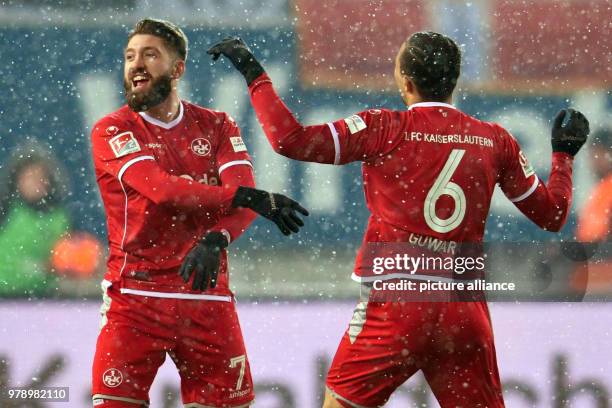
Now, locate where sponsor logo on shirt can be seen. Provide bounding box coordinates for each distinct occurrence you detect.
[191,138,212,157]
[344,114,367,134]
[102,368,123,388]
[519,150,535,178]
[109,132,141,158]
[146,142,163,149]
[230,136,247,152]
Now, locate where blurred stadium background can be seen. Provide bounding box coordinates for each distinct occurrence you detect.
[0,0,610,407]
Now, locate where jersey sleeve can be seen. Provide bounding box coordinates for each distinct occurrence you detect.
[497,128,540,202]
[91,118,155,179]
[206,164,257,244]
[497,126,574,232]
[91,117,235,212]
[248,73,402,165]
[327,109,404,164]
[215,112,253,175]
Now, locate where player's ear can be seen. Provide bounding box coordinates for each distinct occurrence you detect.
[404,75,415,96]
[172,59,185,80]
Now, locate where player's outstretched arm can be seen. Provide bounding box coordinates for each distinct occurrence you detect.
[505,109,589,232]
[120,161,308,235]
[208,37,387,165]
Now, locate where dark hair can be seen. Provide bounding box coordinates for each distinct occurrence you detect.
[399,31,461,101]
[128,18,188,61]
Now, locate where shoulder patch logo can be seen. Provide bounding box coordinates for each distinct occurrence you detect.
[109,132,141,158]
[518,150,535,178]
[191,138,212,157]
[230,136,247,152]
[344,114,367,134]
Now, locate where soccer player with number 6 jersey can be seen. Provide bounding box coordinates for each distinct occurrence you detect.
[209,32,590,407]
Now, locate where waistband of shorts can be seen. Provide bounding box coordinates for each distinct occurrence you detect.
[102,279,234,302]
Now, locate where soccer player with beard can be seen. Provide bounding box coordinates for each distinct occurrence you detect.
[90,19,307,408]
[208,34,590,407]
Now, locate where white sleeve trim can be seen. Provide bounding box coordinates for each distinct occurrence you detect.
[326,122,341,165]
[218,159,253,175]
[508,175,540,203]
[117,155,155,182]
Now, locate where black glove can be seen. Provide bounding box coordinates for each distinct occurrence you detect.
[179,232,228,291]
[551,108,590,156]
[207,37,265,86]
[232,186,309,236]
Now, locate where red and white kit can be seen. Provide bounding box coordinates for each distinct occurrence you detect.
[91,101,256,407]
[247,74,574,407]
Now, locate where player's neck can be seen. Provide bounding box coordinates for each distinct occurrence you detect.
[144,94,181,124]
[410,97,453,106]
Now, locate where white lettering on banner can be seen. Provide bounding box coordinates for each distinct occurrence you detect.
[0,303,610,407]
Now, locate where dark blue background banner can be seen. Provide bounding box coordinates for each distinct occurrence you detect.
[1,27,609,248]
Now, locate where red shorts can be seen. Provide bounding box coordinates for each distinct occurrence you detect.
[326,300,504,408]
[92,283,254,407]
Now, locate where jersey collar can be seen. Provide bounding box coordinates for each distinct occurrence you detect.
[138,101,184,129]
[408,102,456,110]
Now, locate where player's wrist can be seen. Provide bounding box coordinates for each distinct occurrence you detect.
[248,72,272,93]
[200,231,229,250]
[551,151,574,168]
[231,186,266,211]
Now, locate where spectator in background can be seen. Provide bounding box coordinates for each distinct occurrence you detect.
[577,128,612,242]
[0,142,70,297]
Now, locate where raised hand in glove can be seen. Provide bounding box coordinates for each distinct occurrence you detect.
[179,232,228,291]
[551,108,590,156]
[232,186,309,236]
[207,37,265,85]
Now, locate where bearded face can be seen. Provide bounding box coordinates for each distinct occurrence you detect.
[124,70,173,112]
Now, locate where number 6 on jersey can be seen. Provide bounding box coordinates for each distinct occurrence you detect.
[424,149,466,233]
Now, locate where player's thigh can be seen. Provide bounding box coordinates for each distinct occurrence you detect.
[92,286,173,406]
[423,302,505,408]
[326,301,421,408]
[173,298,254,407]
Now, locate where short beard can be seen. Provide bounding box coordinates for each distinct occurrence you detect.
[124,73,173,112]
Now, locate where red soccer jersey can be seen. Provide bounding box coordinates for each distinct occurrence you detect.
[248,74,574,281]
[91,101,255,296]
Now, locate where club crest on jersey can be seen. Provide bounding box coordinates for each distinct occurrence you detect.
[191,138,212,157]
[230,136,247,152]
[344,114,367,134]
[105,125,119,135]
[518,150,535,178]
[109,132,141,158]
[102,368,123,388]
